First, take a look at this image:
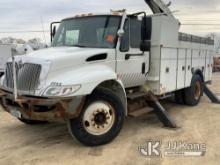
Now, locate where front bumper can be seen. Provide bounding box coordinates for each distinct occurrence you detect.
[0,89,85,121]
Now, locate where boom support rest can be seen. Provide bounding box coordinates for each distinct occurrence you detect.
[204,85,220,104]
[147,91,178,128]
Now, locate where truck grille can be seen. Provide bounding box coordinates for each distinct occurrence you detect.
[5,62,42,92]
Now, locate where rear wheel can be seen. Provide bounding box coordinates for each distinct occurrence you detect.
[184,75,203,106]
[67,87,125,146]
[174,89,185,104]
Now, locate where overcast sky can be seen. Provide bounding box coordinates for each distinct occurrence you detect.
[0,0,220,42]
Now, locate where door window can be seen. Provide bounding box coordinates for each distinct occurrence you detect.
[120,20,129,52]
[130,19,142,48]
[120,18,142,52]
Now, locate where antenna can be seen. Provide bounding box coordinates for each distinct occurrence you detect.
[41,16,47,45]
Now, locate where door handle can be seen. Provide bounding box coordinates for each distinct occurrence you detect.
[142,63,146,74]
[125,53,144,60]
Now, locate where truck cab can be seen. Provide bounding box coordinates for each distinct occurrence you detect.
[0,13,152,146]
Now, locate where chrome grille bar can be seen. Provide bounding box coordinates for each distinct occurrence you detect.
[5,62,42,92]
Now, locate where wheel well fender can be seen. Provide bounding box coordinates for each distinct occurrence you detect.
[193,69,204,83]
[92,79,127,116]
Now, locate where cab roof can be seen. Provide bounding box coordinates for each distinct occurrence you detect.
[62,13,123,21]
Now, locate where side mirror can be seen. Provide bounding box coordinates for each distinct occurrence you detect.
[52,26,57,38]
[140,40,151,52]
[140,16,152,52]
[50,22,60,42]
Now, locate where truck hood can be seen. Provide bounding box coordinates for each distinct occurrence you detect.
[14,47,111,71]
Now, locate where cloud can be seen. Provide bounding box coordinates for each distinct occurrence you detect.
[172,0,219,8]
[0,0,220,41]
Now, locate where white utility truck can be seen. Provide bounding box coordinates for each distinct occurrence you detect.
[0,0,214,146]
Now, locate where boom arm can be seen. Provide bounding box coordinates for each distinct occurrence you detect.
[144,0,174,17]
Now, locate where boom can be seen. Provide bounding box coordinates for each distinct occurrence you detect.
[144,0,174,17]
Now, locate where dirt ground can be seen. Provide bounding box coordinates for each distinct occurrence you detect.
[1,73,220,165]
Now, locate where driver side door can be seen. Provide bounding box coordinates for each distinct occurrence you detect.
[116,17,149,88]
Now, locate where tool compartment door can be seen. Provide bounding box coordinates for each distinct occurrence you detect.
[159,48,177,94]
[177,49,186,89]
[185,49,192,87]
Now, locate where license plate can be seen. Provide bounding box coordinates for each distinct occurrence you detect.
[10,108,21,118]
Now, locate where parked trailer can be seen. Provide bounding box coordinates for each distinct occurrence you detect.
[0,0,215,146]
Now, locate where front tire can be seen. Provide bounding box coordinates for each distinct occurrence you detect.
[184,75,203,106]
[67,87,125,146]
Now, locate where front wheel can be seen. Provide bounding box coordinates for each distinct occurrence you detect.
[67,87,125,146]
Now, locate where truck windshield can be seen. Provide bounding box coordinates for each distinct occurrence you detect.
[52,16,121,48]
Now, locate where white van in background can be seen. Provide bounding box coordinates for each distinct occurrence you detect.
[0,44,12,76]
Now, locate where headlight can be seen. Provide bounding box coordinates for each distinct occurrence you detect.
[43,85,81,97]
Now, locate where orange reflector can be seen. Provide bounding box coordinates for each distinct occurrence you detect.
[112,12,120,16]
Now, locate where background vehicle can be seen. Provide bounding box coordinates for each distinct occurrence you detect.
[0,0,214,146]
[213,56,220,72]
[0,45,12,76]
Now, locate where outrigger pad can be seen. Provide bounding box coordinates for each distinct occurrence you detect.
[204,85,220,104]
[147,92,178,128]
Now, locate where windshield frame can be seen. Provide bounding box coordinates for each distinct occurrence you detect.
[52,15,122,49]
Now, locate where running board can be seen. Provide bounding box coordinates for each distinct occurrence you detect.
[204,85,220,104]
[147,91,178,128]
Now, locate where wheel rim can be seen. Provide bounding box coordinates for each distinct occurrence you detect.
[82,101,116,136]
[194,81,201,100]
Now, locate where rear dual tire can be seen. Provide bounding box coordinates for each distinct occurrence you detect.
[175,74,203,106]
